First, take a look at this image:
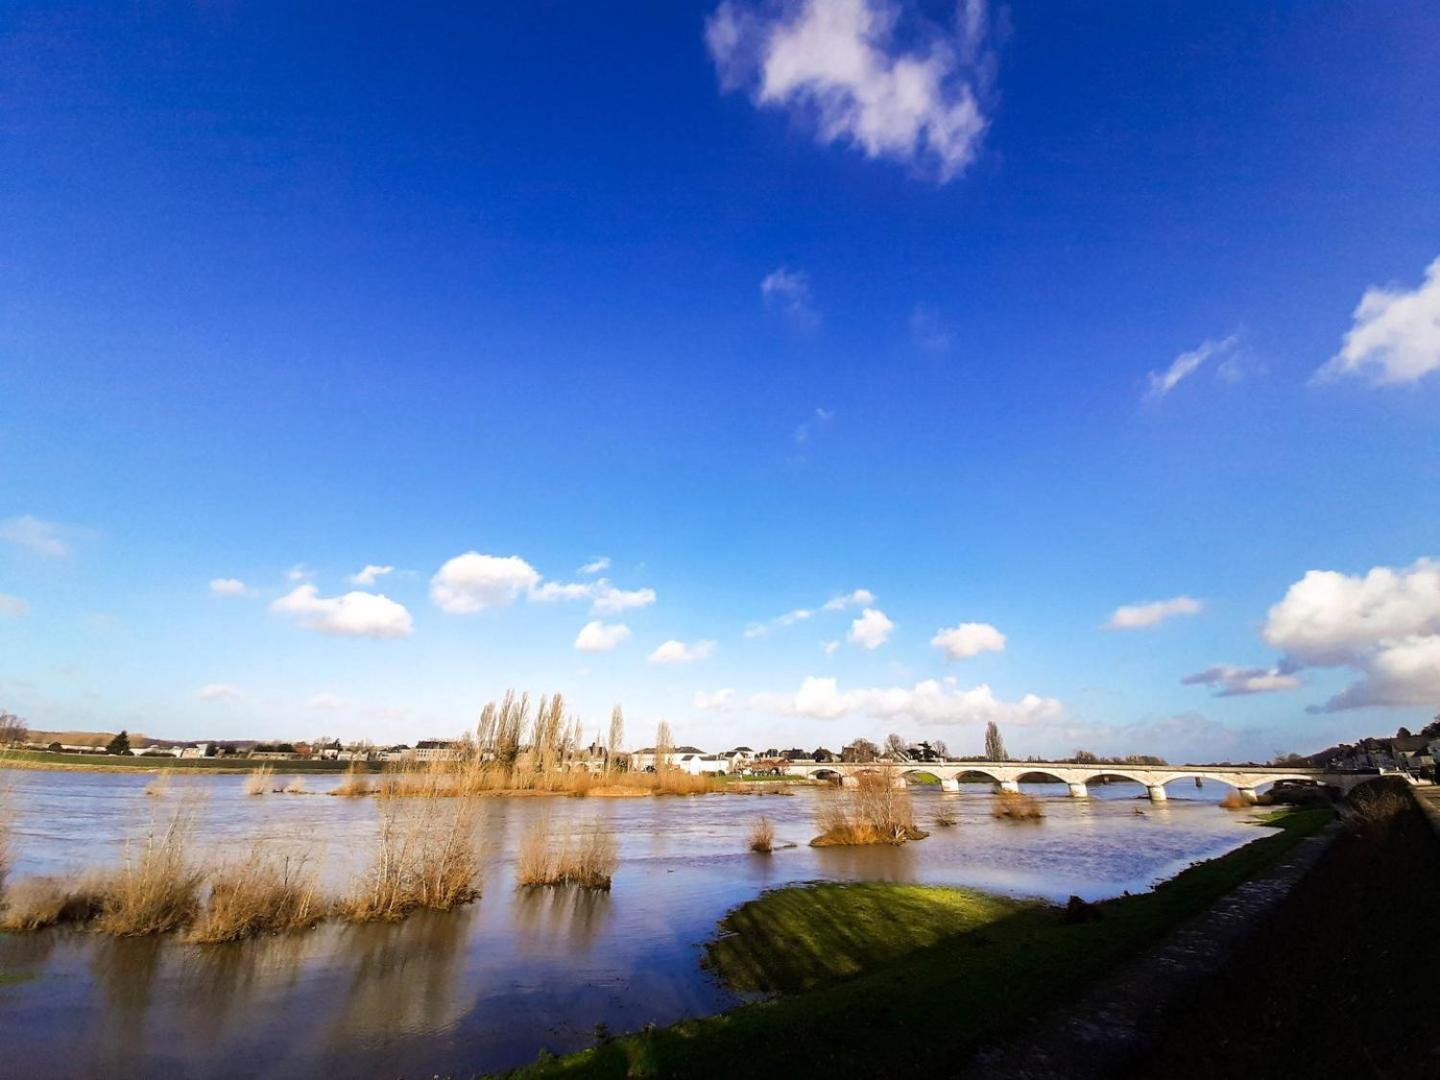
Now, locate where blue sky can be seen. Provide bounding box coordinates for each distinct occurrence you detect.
[2,1,1438,759]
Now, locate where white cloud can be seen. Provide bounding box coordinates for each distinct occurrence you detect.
[1107,596,1203,630]
[0,514,70,557]
[350,564,394,586]
[750,675,1062,727]
[649,639,717,664]
[197,683,242,701]
[761,267,819,330]
[1317,256,1440,385]
[271,584,414,639]
[744,608,813,638]
[931,622,1005,660]
[575,620,632,652]
[0,593,29,617]
[823,640,840,655]
[707,0,993,183]
[694,688,735,711]
[430,552,540,614]
[209,578,247,596]
[1261,557,1440,711]
[1181,665,1301,697]
[822,588,875,612]
[1146,335,1239,399]
[531,577,657,616]
[579,556,611,575]
[848,607,894,649]
[308,692,344,710]
[286,564,312,582]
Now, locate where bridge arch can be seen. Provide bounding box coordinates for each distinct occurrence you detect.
[1078,771,1149,788]
[1013,770,1070,786]
[948,767,1006,786]
[811,768,843,784]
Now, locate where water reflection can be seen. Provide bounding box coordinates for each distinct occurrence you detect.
[514,885,613,954]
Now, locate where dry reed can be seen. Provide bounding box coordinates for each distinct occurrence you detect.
[144,771,172,797]
[187,849,325,943]
[331,761,373,797]
[933,809,959,828]
[748,817,775,853]
[1339,783,1412,835]
[811,774,928,846]
[515,818,618,889]
[0,875,107,931]
[94,797,205,935]
[1219,789,1255,811]
[283,777,307,795]
[990,790,1045,820]
[244,765,274,796]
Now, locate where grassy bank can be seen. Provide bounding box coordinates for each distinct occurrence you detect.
[1,749,374,774]
[505,807,1331,1078]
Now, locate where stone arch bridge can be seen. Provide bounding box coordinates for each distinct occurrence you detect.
[779,759,1397,802]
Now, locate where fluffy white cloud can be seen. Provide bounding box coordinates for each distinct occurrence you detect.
[750,675,1062,727]
[430,552,540,614]
[0,514,70,557]
[197,683,242,701]
[931,622,1005,660]
[308,692,344,710]
[579,556,611,575]
[822,588,875,612]
[761,267,819,329]
[1317,256,1440,385]
[707,0,993,183]
[1262,558,1440,711]
[531,578,657,615]
[1107,596,1203,630]
[694,688,735,710]
[575,620,632,652]
[350,564,394,586]
[0,593,29,617]
[649,639,717,664]
[271,584,414,639]
[209,578,247,596]
[848,607,894,649]
[1181,665,1301,697]
[1146,335,1239,399]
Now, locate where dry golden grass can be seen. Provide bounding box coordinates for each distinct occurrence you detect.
[933,809,959,828]
[990,790,1044,820]
[340,789,483,922]
[374,758,720,800]
[244,765,274,796]
[144,770,172,797]
[94,798,205,935]
[1219,789,1256,811]
[331,761,373,797]
[283,776,307,795]
[187,849,325,943]
[811,775,928,846]
[748,817,775,853]
[0,875,107,931]
[515,818,618,889]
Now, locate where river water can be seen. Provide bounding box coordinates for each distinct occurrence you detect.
[0,770,1266,1078]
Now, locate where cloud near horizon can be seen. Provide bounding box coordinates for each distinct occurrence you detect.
[1181,664,1301,697]
[574,620,632,652]
[197,683,241,701]
[350,564,394,586]
[931,622,1005,660]
[707,0,994,183]
[0,514,72,558]
[1316,255,1440,385]
[694,688,735,710]
[848,607,894,649]
[1107,596,1203,630]
[430,553,540,613]
[271,584,414,639]
[209,578,247,596]
[749,675,1061,728]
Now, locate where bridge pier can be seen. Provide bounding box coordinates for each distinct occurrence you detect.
[1147,784,1168,803]
[1067,782,1088,798]
[997,779,1021,794]
[939,778,960,793]
[1238,787,1258,804]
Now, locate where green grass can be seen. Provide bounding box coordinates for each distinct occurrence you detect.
[1,749,378,773]
[504,806,1332,1078]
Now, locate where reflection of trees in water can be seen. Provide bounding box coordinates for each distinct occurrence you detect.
[513,885,613,955]
[328,908,481,1041]
[88,935,165,1074]
[809,842,919,883]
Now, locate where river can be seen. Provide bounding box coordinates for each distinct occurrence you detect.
[0,769,1267,1078]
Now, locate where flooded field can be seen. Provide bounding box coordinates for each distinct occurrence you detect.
[0,770,1269,1078]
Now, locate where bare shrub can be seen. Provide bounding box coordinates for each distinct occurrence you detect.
[748,817,775,853]
[990,790,1045,820]
[1219,789,1255,811]
[188,849,325,943]
[95,797,205,935]
[1340,783,1412,835]
[145,771,172,798]
[933,809,959,828]
[244,765,274,796]
[331,761,373,797]
[340,790,483,922]
[0,875,107,931]
[811,774,928,846]
[283,776,307,795]
[516,818,617,889]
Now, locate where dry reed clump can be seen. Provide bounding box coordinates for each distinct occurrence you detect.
[187,849,325,944]
[933,809,959,828]
[283,777,307,795]
[990,790,1045,820]
[94,798,205,936]
[331,761,373,797]
[748,817,775,853]
[244,765,274,796]
[1219,789,1256,811]
[1339,783,1413,836]
[811,775,928,847]
[340,788,484,922]
[0,875,107,931]
[515,818,618,889]
[144,771,172,797]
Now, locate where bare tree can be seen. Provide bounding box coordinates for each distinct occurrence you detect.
[884,733,910,760]
[607,705,624,771]
[0,710,26,746]
[932,739,949,759]
[984,721,1007,761]
[655,719,674,772]
[841,738,879,764]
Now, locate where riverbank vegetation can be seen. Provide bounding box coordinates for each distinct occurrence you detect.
[504,806,1333,1078]
[811,774,927,846]
[747,817,774,853]
[991,790,1045,820]
[516,819,618,890]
